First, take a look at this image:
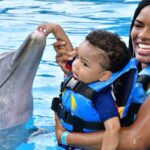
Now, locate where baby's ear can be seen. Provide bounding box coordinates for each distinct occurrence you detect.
[99,71,112,81]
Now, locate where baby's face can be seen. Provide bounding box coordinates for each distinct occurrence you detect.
[72,40,108,83]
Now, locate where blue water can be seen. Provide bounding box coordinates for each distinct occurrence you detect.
[0,0,139,149]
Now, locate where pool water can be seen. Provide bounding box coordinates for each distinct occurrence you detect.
[0,0,139,149]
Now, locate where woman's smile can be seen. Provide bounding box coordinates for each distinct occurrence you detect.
[137,43,150,55]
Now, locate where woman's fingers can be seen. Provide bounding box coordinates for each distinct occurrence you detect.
[37,24,49,36]
[53,40,66,52]
[68,49,77,57]
[53,40,77,73]
[56,54,72,64]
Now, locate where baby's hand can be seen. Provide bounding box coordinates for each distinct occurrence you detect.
[37,23,50,36]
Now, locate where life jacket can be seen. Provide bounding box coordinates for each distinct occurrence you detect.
[51,58,138,132]
[123,65,150,126]
[133,65,150,103]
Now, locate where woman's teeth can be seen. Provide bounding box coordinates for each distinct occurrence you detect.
[139,44,150,49]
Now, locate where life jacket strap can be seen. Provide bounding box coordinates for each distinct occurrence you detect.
[114,69,137,107]
[73,82,97,100]
[120,102,141,126]
[137,75,150,91]
[61,76,97,100]
[121,74,149,126]
[51,97,105,132]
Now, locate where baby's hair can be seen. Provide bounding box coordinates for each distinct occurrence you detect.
[86,30,131,72]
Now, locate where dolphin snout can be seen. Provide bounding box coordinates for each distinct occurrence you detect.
[32,29,46,39]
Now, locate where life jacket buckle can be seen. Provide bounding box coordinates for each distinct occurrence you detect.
[66,77,79,90]
[61,76,79,92]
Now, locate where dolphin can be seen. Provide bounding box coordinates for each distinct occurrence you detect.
[0,29,46,129]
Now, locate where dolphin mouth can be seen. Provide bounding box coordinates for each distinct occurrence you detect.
[32,29,46,38]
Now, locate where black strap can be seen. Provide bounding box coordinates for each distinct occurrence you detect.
[137,75,150,91]
[51,97,62,112]
[51,97,105,132]
[120,102,141,126]
[114,69,136,107]
[73,82,97,100]
[51,98,142,129]
[61,76,97,100]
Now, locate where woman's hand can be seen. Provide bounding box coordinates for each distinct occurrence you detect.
[53,40,77,74]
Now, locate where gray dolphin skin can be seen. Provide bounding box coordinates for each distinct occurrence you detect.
[0,30,46,129]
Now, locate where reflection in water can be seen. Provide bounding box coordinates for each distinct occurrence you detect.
[0,0,138,149]
[0,123,34,150]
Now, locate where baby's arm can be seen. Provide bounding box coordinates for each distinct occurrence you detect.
[102,117,120,150]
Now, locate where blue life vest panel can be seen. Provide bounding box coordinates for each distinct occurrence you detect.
[121,65,150,126]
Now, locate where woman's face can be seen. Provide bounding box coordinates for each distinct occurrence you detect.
[131,5,150,66]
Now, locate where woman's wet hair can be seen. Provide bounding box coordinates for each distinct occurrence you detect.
[129,0,150,57]
[86,30,131,72]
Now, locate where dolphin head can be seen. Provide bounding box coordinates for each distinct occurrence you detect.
[0,30,46,129]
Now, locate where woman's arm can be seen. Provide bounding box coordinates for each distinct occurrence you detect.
[38,23,75,73]
[102,117,120,150]
[118,95,150,150]
[38,23,73,50]
[55,114,104,149]
[55,96,150,150]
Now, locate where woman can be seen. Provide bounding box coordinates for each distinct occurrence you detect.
[54,0,150,149]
